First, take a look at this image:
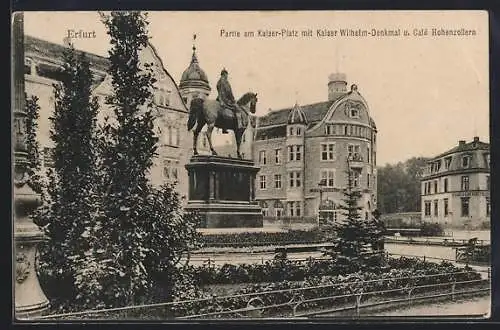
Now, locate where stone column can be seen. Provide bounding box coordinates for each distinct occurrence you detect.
[13,12,50,319]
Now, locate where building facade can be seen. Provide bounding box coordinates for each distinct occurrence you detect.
[420,137,490,228]
[24,35,209,200]
[253,73,378,221]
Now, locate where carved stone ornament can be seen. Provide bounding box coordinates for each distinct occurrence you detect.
[16,253,31,284]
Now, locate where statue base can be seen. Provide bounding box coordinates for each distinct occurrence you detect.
[185,155,263,228]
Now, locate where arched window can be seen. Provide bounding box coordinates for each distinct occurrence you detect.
[274,200,284,217]
[260,201,269,216]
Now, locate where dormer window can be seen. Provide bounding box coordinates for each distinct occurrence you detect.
[444,157,452,170]
[462,155,471,168]
[24,58,32,75]
[350,108,359,118]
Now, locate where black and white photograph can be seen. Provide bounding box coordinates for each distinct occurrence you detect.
[12,10,490,320]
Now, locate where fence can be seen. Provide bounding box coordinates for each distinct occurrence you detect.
[34,270,490,320]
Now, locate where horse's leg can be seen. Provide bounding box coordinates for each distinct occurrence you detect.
[192,118,204,156]
[206,124,217,156]
[235,129,243,159]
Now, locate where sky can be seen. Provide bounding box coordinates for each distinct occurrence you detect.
[23,11,489,166]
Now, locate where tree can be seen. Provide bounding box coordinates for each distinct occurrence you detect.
[36,44,100,310]
[377,157,429,214]
[76,11,201,308]
[323,166,383,271]
[25,95,43,194]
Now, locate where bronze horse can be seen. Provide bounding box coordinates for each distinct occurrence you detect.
[187,92,258,159]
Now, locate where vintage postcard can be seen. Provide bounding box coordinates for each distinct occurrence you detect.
[12,10,490,321]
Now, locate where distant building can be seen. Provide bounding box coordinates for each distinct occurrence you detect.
[252,73,378,221]
[420,137,490,228]
[24,35,210,200]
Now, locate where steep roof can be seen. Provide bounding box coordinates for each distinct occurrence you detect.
[431,139,489,160]
[25,35,109,72]
[258,100,335,127]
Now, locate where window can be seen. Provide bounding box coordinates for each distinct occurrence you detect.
[486,175,490,190]
[486,197,490,216]
[296,127,302,135]
[350,108,359,118]
[444,198,449,216]
[343,125,348,135]
[433,200,438,217]
[287,201,302,217]
[274,174,282,189]
[321,143,336,161]
[349,125,354,136]
[274,201,284,218]
[444,178,448,193]
[424,201,431,216]
[367,147,370,163]
[434,180,438,194]
[325,124,335,135]
[259,175,267,189]
[174,127,180,146]
[275,149,281,164]
[486,154,490,168]
[461,176,470,191]
[321,169,335,187]
[288,145,302,161]
[444,157,452,169]
[367,173,371,188]
[295,145,302,161]
[25,58,32,75]
[163,167,170,179]
[462,155,471,168]
[352,171,360,187]
[289,171,301,188]
[261,201,269,216]
[259,150,267,164]
[461,197,470,217]
[347,144,360,159]
[289,127,294,136]
[172,167,178,179]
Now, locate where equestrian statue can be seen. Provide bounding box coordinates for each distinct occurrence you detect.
[187,68,258,159]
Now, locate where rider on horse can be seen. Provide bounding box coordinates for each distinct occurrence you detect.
[216,68,240,133]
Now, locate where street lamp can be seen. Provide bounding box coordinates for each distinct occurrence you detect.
[13,13,49,319]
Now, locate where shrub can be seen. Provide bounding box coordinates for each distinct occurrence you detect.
[420,222,444,236]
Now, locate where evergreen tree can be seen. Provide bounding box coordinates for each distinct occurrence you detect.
[36,44,100,310]
[25,95,43,194]
[323,165,384,271]
[79,11,200,308]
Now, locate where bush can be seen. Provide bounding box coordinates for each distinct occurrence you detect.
[168,263,482,318]
[420,222,444,236]
[200,230,322,247]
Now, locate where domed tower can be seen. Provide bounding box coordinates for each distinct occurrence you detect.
[179,37,211,107]
[328,73,348,101]
[285,103,308,217]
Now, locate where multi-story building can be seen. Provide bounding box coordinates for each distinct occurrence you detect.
[253,73,378,221]
[24,35,209,200]
[420,137,490,228]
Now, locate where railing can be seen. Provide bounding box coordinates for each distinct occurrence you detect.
[385,236,490,247]
[34,271,490,320]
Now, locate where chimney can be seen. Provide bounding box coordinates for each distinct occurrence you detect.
[473,136,479,143]
[459,140,466,146]
[328,73,347,101]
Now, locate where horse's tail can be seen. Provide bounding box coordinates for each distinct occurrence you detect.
[187,98,203,131]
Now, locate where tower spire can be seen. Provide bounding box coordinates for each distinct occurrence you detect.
[191,33,198,63]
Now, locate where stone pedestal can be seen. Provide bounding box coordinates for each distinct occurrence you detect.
[185,155,263,228]
[14,183,50,319]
